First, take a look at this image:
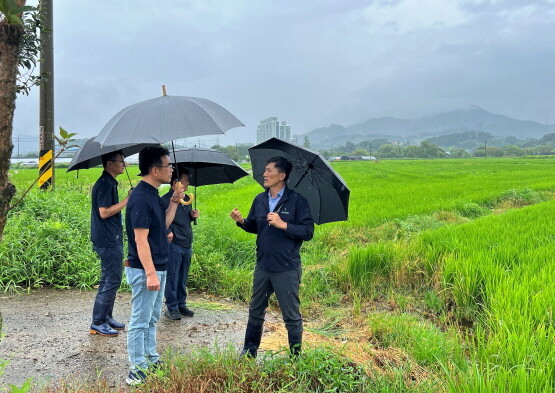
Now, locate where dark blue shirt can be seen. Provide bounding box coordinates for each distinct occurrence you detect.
[90,171,123,248]
[126,180,169,271]
[161,190,193,248]
[238,187,314,272]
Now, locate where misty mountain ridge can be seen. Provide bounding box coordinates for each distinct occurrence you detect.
[305,106,553,148]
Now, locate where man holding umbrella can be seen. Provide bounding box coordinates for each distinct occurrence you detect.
[230,156,314,358]
[161,168,199,320]
[89,150,129,337]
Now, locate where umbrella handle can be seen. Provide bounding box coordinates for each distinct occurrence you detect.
[193,187,198,225]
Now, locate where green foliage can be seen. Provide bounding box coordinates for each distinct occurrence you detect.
[453,202,488,218]
[348,243,397,291]
[0,0,35,25]
[494,187,542,207]
[144,345,372,392]
[0,187,99,291]
[416,200,555,390]
[368,311,467,370]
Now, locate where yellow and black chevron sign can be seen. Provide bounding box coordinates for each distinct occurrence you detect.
[39,149,53,189]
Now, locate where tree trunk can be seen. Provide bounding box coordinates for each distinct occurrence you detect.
[0,21,24,242]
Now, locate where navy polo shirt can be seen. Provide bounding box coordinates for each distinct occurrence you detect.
[125,180,169,271]
[90,171,123,248]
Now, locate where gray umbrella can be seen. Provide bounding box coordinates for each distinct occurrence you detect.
[169,148,249,187]
[248,137,350,225]
[93,94,244,147]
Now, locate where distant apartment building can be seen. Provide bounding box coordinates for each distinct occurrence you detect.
[256,117,292,144]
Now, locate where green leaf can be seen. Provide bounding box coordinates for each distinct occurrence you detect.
[67,132,77,139]
[14,6,36,13]
[59,127,68,139]
[54,135,64,146]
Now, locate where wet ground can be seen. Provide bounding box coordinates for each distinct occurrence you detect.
[0,288,277,389]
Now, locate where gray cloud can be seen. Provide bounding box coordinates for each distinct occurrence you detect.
[13,0,555,150]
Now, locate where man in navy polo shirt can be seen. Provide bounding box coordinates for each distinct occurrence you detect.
[89,150,129,337]
[124,146,184,386]
[230,156,314,358]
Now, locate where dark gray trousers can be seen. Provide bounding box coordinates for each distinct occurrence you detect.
[243,265,303,353]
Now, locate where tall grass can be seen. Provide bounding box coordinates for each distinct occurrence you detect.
[414,200,555,391]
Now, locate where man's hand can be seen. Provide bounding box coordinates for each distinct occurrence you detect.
[170,184,185,203]
[230,208,244,225]
[167,231,174,243]
[191,209,200,219]
[267,212,287,230]
[146,271,160,291]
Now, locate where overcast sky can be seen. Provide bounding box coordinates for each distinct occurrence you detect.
[12,0,555,149]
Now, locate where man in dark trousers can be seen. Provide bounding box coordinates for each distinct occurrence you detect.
[89,150,129,337]
[230,156,314,358]
[161,169,199,320]
[124,146,183,385]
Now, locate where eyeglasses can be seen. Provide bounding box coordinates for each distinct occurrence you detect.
[110,160,126,164]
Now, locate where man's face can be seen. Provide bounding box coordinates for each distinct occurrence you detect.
[108,154,126,176]
[155,155,173,184]
[263,162,285,188]
[174,174,189,191]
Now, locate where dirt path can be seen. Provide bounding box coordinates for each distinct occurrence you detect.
[0,288,279,389]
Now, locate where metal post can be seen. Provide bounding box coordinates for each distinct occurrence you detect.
[39,0,54,189]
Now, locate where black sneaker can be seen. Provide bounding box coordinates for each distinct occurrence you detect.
[125,369,146,386]
[164,308,182,320]
[178,306,194,317]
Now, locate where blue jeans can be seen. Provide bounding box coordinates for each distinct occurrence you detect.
[91,245,123,325]
[125,267,167,371]
[164,243,192,311]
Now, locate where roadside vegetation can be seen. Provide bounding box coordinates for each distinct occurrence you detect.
[2,157,555,391]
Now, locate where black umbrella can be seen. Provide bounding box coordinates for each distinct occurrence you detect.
[169,148,249,187]
[66,137,158,186]
[169,147,250,224]
[248,137,349,224]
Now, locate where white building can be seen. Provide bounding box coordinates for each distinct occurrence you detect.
[256,117,292,144]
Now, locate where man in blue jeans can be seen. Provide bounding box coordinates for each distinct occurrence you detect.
[89,150,129,336]
[124,146,184,385]
[161,169,199,320]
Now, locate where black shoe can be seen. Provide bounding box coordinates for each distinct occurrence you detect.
[89,323,118,337]
[239,346,257,359]
[178,306,194,317]
[106,316,125,330]
[125,369,147,386]
[165,308,182,320]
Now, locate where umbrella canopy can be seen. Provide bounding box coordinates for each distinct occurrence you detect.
[169,148,249,187]
[248,137,350,225]
[66,138,157,172]
[93,95,244,147]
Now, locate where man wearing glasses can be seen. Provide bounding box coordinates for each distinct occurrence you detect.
[89,150,129,336]
[124,146,184,385]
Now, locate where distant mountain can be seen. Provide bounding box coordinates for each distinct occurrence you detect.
[304,106,553,148]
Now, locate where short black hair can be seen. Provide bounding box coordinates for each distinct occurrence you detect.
[138,146,170,176]
[171,167,190,183]
[101,150,124,168]
[267,156,292,182]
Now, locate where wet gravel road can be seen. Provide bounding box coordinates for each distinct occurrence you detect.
[0,288,253,389]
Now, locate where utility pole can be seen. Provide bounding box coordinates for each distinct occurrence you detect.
[16,136,19,158]
[39,0,54,189]
[484,140,487,159]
